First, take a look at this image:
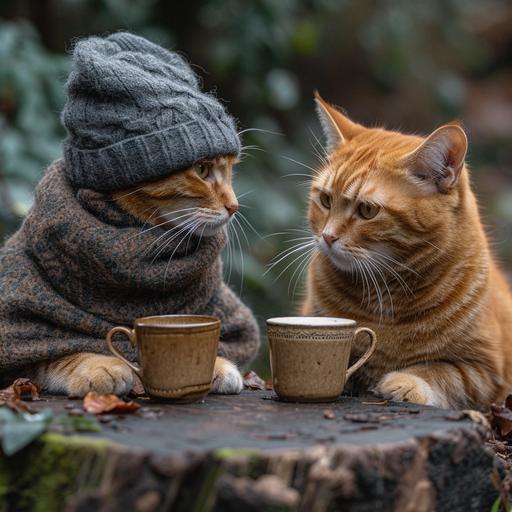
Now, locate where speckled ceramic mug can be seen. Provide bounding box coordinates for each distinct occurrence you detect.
[106,315,220,403]
[267,316,377,402]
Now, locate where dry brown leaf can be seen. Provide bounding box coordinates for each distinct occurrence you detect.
[243,371,266,391]
[83,391,140,415]
[128,375,147,398]
[362,400,388,406]
[491,398,512,437]
[0,378,41,413]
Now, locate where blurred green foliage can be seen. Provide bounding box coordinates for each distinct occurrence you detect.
[1,0,511,374]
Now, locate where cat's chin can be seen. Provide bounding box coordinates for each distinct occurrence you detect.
[325,253,355,273]
[319,245,355,273]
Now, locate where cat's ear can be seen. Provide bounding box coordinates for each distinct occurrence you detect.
[314,91,363,152]
[404,123,468,193]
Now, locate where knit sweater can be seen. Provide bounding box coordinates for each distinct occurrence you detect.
[0,160,260,376]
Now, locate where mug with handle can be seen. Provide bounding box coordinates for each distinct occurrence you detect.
[106,314,220,403]
[267,316,377,402]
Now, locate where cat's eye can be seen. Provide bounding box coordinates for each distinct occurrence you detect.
[319,192,331,209]
[357,202,380,220]
[194,162,210,179]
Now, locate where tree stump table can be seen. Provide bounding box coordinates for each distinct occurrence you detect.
[0,390,503,511]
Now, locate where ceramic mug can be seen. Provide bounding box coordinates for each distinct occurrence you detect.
[106,314,220,402]
[267,316,377,402]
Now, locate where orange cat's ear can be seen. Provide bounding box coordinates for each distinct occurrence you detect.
[314,91,363,152]
[403,124,468,193]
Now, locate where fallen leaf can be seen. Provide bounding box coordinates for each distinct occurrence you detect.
[83,391,140,415]
[362,400,388,406]
[243,371,266,391]
[323,408,336,420]
[0,408,53,455]
[0,378,41,413]
[491,398,512,437]
[128,376,147,398]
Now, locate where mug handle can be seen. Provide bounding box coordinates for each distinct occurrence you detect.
[106,326,142,377]
[345,327,377,382]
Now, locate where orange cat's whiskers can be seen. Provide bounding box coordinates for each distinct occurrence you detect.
[309,129,329,166]
[265,240,316,285]
[238,127,284,137]
[367,253,415,297]
[150,215,201,263]
[163,218,206,286]
[280,155,320,177]
[370,261,394,318]
[130,207,199,241]
[369,249,420,278]
[361,258,385,320]
[227,214,246,295]
[141,210,198,255]
[106,186,145,201]
[236,210,265,242]
[239,144,266,162]
[288,247,318,298]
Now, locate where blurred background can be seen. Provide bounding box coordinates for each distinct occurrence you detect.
[0,0,511,375]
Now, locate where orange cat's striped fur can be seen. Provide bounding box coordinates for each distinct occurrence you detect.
[302,93,512,409]
[35,156,243,397]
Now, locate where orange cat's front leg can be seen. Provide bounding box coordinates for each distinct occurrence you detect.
[374,362,496,409]
[34,352,134,397]
[210,356,243,394]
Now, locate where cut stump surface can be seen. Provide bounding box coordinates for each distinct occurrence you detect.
[0,391,503,511]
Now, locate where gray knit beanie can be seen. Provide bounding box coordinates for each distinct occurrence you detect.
[61,32,241,191]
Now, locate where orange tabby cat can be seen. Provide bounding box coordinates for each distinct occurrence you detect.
[302,92,512,409]
[36,156,243,397]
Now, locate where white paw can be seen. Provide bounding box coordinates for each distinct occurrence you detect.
[67,355,134,398]
[211,357,243,395]
[374,371,448,408]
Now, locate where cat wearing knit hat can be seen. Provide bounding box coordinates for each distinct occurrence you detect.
[0,32,260,396]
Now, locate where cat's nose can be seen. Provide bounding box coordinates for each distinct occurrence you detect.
[322,232,339,247]
[225,204,239,216]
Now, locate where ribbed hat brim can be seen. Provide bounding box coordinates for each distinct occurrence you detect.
[63,118,240,191]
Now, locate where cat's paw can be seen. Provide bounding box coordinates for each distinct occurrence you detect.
[374,371,444,407]
[211,357,243,394]
[65,354,134,398]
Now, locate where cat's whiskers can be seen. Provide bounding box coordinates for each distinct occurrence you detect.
[236,210,266,242]
[238,127,284,137]
[265,240,316,276]
[293,250,319,298]
[236,190,254,200]
[365,255,394,320]
[152,207,220,260]
[361,258,384,321]
[346,246,415,298]
[150,215,201,263]
[150,207,220,255]
[163,218,204,286]
[280,155,320,176]
[352,257,370,308]
[288,246,317,297]
[108,186,145,201]
[143,211,199,256]
[272,245,316,283]
[370,255,414,297]
[130,207,199,241]
[229,214,245,295]
[309,128,329,162]
[225,222,235,285]
[370,249,421,277]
